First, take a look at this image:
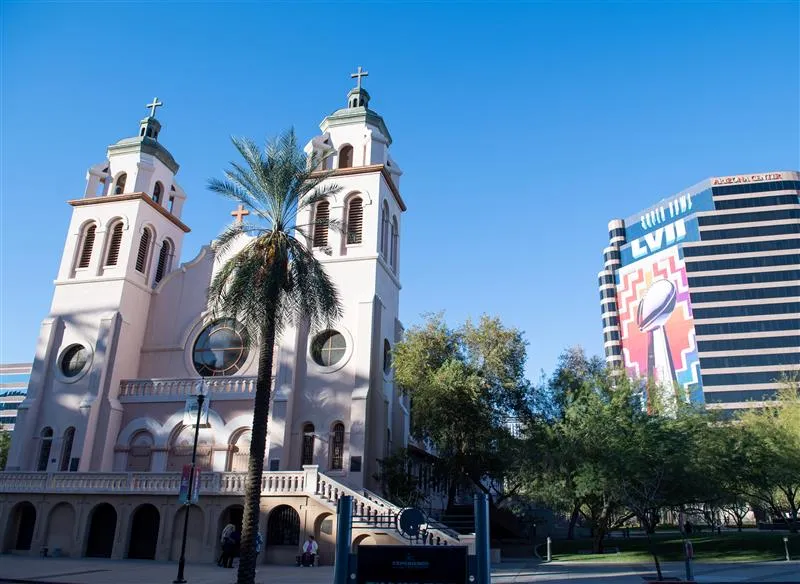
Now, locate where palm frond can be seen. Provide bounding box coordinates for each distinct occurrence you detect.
[207,128,343,337]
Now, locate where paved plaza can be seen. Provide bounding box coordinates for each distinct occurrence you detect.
[0,556,798,584]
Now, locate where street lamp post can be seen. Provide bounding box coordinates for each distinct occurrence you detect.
[173,389,205,584]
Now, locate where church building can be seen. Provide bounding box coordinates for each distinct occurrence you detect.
[0,74,457,563]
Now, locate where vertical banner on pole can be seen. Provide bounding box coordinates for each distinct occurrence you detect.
[178,465,191,503]
[178,465,201,504]
[474,494,491,584]
[333,495,353,584]
[190,468,200,504]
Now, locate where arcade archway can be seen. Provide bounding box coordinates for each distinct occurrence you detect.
[215,504,243,558]
[45,502,75,556]
[3,501,36,552]
[127,504,159,559]
[85,503,116,558]
[170,506,204,562]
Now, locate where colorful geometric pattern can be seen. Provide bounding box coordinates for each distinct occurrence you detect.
[616,247,704,404]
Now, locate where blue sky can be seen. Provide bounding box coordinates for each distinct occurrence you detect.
[1,1,798,379]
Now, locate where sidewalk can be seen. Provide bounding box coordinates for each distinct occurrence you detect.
[494,559,800,583]
[0,556,332,584]
[1,555,798,584]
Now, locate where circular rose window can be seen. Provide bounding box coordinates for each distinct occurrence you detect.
[192,319,249,376]
[60,345,89,377]
[311,330,346,367]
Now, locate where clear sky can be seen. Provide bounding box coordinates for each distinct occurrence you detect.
[1,1,798,379]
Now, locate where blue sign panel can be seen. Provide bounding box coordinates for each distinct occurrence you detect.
[619,188,713,265]
[620,217,701,265]
[624,187,713,241]
[356,545,468,584]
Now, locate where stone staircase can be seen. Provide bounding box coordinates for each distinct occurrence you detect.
[312,471,463,547]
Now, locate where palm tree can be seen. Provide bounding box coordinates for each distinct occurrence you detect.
[207,130,342,584]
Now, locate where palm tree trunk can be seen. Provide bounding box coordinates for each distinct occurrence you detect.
[237,318,277,584]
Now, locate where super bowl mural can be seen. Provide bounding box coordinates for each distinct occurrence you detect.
[616,247,704,408]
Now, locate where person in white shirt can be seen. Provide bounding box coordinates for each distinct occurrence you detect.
[296,535,318,567]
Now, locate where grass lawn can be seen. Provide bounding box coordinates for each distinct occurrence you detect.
[549,531,799,563]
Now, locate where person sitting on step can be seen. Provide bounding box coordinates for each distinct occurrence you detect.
[296,535,318,567]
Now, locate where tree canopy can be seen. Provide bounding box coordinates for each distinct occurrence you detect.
[392,313,530,509]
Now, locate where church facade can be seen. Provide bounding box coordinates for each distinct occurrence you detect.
[0,79,457,564]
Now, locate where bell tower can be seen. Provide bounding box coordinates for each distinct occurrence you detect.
[6,100,191,472]
[269,71,408,490]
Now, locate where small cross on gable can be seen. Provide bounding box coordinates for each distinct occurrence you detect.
[231,204,250,224]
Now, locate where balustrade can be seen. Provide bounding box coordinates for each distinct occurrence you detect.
[0,470,305,496]
[119,376,257,400]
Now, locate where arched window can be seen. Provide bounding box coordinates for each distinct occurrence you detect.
[267,505,300,546]
[114,173,127,195]
[227,430,251,472]
[154,239,172,285]
[347,197,363,244]
[167,425,213,471]
[380,201,390,257]
[391,216,399,271]
[330,423,345,470]
[135,227,152,273]
[105,221,124,266]
[301,423,315,466]
[383,339,392,374]
[338,145,353,169]
[153,182,163,204]
[313,202,329,248]
[126,431,153,472]
[59,427,75,471]
[77,224,97,269]
[38,427,53,471]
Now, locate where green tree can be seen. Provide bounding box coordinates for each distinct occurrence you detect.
[392,313,530,510]
[534,347,606,538]
[736,380,800,532]
[523,356,724,557]
[373,450,426,508]
[207,130,342,584]
[0,430,10,470]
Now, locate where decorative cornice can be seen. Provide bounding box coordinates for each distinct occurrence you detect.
[320,107,392,145]
[312,164,406,212]
[107,137,179,173]
[68,193,191,233]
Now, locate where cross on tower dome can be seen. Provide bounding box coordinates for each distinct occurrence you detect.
[351,66,368,91]
[347,67,370,109]
[138,97,164,142]
[146,97,164,118]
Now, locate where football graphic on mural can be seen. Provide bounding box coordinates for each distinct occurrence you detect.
[637,279,677,332]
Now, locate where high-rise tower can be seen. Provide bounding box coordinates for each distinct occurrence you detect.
[600,171,800,413]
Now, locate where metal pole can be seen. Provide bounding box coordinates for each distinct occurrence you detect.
[684,540,694,582]
[173,393,204,583]
[474,494,491,584]
[333,495,353,584]
[546,536,552,562]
